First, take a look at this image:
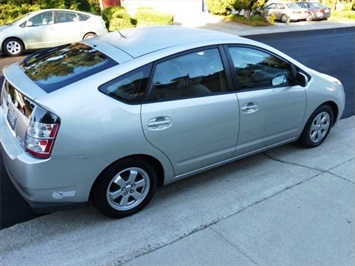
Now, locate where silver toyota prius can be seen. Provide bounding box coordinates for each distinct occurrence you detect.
[0,26,345,218]
[0,9,108,56]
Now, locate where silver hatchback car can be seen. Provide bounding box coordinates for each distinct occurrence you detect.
[0,8,108,56]
[0,26,345,218]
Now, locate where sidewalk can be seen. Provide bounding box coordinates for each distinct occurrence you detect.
[174,12,355,36]
[0,15,354,266]
[123,117,354,265]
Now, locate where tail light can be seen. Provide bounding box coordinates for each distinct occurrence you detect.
[25,106,60,159]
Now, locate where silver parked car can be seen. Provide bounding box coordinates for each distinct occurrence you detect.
[259,2,309,22]
[0,9,108,56]
[296,1,331,21]
[0,26,345,218]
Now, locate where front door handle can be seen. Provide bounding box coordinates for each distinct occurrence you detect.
[241,103,259,114]
[147,116,172,130]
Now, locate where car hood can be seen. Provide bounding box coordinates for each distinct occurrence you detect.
[0,25,11,32]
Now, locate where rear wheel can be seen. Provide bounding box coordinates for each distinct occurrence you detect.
[306,12,314,21]
[298,105,334,148]
[92,158,158,218]
[3,38,24,56]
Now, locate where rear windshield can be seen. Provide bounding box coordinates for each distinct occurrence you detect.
[20,43,118,93]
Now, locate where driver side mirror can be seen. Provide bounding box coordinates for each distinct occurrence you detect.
[26,21,33,27]
[291,65,308,87]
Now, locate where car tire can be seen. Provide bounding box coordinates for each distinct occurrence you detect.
[83,33,96,40]
[3,38,24,56]
[281,14,288,23]
[306,13,314,21]
[92,158,158,218]
[298,105,334,148]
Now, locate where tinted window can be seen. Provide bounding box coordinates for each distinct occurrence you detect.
[20,43,117,93]
[228,47,293,90]
[150,48,227,101]
[99,65,151,103]
[56,11,80,23]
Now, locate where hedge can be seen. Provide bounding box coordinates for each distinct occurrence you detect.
[135,7,174,27]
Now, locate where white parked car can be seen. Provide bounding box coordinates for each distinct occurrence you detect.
[256,2,309,22]
[0,9,108,56]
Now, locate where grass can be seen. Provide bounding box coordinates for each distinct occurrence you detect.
[329,10,355,21]
[225,14,270,27]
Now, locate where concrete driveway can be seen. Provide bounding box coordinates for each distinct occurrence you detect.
[0,116,353,265]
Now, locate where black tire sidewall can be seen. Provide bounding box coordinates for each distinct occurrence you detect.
[299,105,334,148]
[93,158,158,218]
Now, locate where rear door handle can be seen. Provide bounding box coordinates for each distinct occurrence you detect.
[147,116,172,130]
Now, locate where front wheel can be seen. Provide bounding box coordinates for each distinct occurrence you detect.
[298,105,334,148]
[92,158,158,218]
[281,14,288,23]
[3,38,24,56]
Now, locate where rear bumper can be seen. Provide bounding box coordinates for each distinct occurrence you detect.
[289,14,308,21]
[315,12,331,19]
[0,107,107,212]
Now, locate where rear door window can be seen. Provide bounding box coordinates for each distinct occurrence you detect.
[148,48,228,101]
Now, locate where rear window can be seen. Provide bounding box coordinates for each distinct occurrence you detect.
[20,43,117,93]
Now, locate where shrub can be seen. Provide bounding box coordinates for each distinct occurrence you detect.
[225,14,270,26]
[205,0,235,15]
[135,7,174,27]
[0,4,40,25]
[102,6,135,30]
[331,10,355,19]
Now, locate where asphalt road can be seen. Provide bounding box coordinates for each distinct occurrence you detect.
[245,27,355,119]
[0,27,354,229]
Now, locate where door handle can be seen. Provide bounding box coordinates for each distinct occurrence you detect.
[241,103,259,114]
[147,117,172,130]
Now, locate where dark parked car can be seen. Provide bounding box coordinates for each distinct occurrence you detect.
[296,1,331,21]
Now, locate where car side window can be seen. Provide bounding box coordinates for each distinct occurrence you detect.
[56,11,79,23]
[27,11,54,26]
[228,47,293,90]
[99,65,151,103]
[150,48,227,101]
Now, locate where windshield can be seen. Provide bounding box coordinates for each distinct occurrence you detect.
[20,43,118,93]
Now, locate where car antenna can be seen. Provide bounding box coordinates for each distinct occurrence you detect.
[115,28,126,39]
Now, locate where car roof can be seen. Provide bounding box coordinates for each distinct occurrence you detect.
[21,8,94,19]
[90,26,249,60]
